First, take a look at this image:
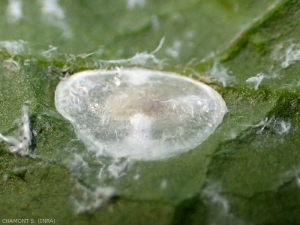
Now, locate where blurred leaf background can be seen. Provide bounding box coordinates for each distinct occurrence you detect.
[1,0,300,224]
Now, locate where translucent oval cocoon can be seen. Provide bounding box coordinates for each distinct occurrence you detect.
[55,68,227,160]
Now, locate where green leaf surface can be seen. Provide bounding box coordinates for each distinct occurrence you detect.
[1,0,300,224]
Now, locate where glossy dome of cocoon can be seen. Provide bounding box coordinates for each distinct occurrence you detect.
[55,68,227,160]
